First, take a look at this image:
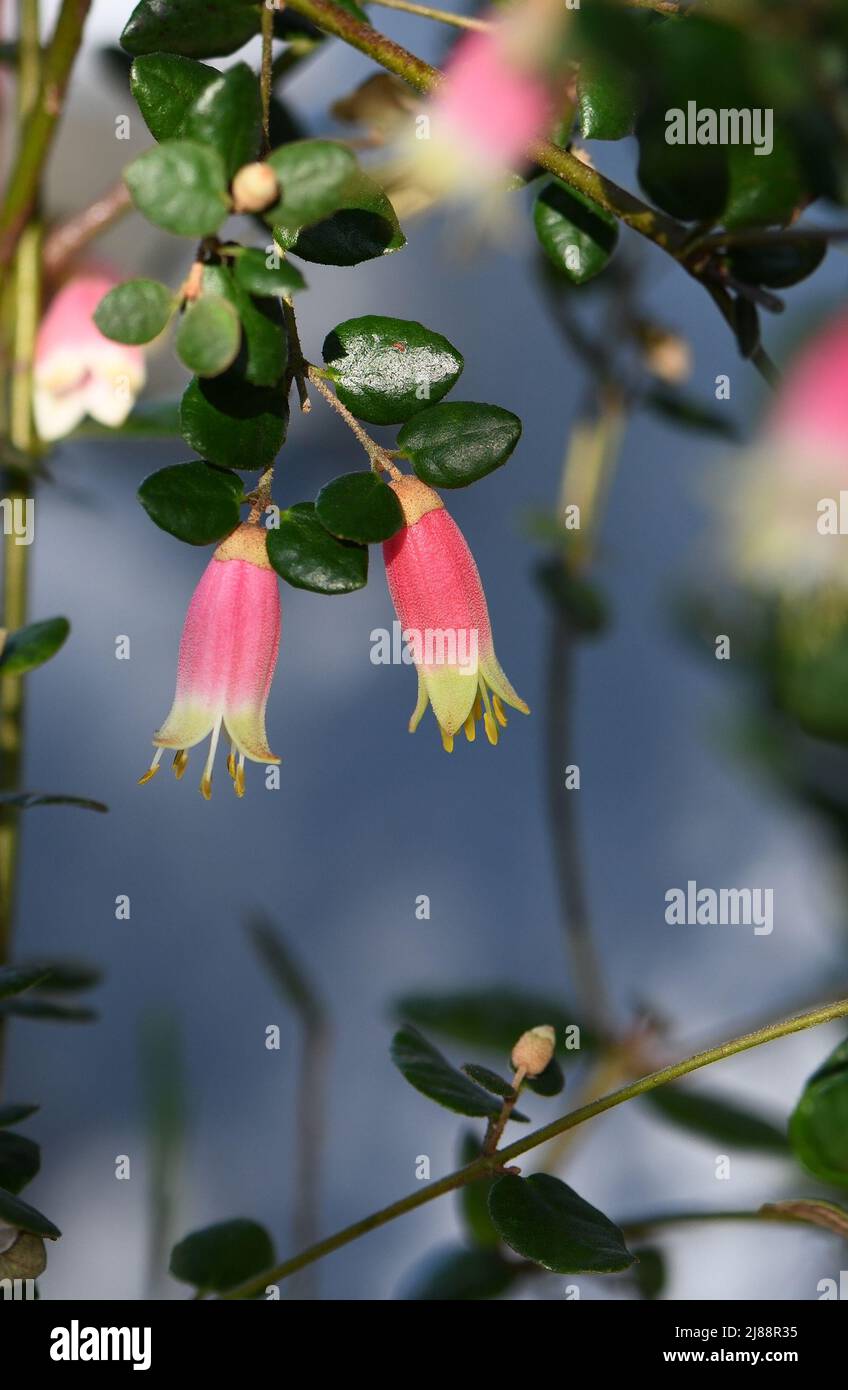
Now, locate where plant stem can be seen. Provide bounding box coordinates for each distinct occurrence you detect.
[260,0,276,154]
[42,177,132,281]
[306,367,401,477]
[221,995,848,1297]
[0,0,92,272]
[369,0,490,31]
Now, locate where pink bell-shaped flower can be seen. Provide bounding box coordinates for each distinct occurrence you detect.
[140,524,281,798]
[34,270,146,441]
[383,476,528,750]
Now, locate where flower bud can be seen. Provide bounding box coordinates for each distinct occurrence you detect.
[0,1227,47,1280]
[511,1024,556,1077]
[231,162,280,214]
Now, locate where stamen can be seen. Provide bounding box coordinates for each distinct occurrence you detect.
[235,754,246,798]
[473,695,483,722]
[440,728,454,753]
[138,748,163,785]
[227,745,237,781]
[484,712,499,745]
[200,718,223,801]
[464,711,476,742]
[493,695,508,728]
[173,750,189,780]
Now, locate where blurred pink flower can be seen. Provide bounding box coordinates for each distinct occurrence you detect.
[383,476,528,750]
[768,310,848,458]
[34,271,145,441]
[140,524,281,799]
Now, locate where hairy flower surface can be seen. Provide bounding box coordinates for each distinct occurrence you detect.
[140,525,280,798]
[383,476,528,750]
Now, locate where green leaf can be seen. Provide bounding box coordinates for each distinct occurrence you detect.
[290,171,405,266]
[124,140,230,236]
[231,248,306,298]
[138,461,243,545]
[458,1132,499,1250]
[323,316,463,426]
[728,239,826,289]
[0,998,97,1022]
[534,560,608,635]
[315,472,403,544]
[0,1186,60,1240]
[266,503,368,595]
[0,792,107,812]
[488,1174,635,1274]
[722,130,806,231]
[405,1246,518,1301]
[0,1104,38,1128]
[16,960,100,993]
[0,1132,40,1195]
[183,63,262,180]
[632,1246,666,1300]
[641,386,742,440]
[74,399,181,439]
[637,106,729,223]
[121,0,262,59]
[175,296,241,377]
[533,180,619,284]
[392,987,591,1055]
[266,139,358,234]
[397,401,521,489]
[391,1025,511,1120]
[525,1056,565,1098]
[577,57,636,140]
[0,618,69,676]
[94,278,176,345]
[645,1085,789,1153]
[0,966,50,1001]
[201,263,287,388]
[180,376,288,471]
[789,1036,848,1186]
[461,1065,516,1100]
[130,53,218,142]
[170,1218,274,1293]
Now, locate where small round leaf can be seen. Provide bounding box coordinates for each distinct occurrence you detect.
[124,140,230,236]
[175,296,241,377]
[94,278,176,345]
[488,1174,635,1274]
[180,376,288,471]
[0,617,69,676]
[534,180,618,284]
[323,316,463,425]
[315,472,403,544]
[266,504,368,594]
[137,461,243,545]
[397,401,521,488]
[170,1219,274,1293]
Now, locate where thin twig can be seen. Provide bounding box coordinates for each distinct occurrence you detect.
[42,178,132,281]
[369,0,490,31]
[306,367,401,477]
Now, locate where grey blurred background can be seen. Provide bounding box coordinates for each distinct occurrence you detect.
[6,0,848,1300]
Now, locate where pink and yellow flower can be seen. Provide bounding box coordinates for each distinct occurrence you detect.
[383,476,528,750]
[140,524,280,798]
[34,271,146,441]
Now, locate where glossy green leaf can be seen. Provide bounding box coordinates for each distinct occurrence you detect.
[231,248,306,298]
[392,987,591,1055]
[170,1218,274,1292]
[175,296,241,378]
[577,57,636,140]
[180,376,288,471]
[315,472,403,544]
[124,140,230,236]
[461,1065,515,1100]
[130,53,218,141]
[183,63,262,179]
[645,1085,789,1153]
[0,792,107,812]
[0,1104,38,1128]
[637,106,729,223]
[266,140,358,235]
[266,503,368,595]
[0,1132,40,1195]
[397,401,521,488]
[121,0,262,59]
[94,278,176,345]
[0,966,50,1001]
[138,461,243,545]
[323,316,463,426]
[290,172,405,266]
[0,1187,60,1240]
[0,618,69,676]
[391,1025,508,1120]
[525,1055,565,1098]
[789,1037,848,1186]
[534,180,618,284]
[488,1174,635,1274]
[723,130,806,231]
[728,238,826,288]
[405,1246,518,1301]
[458,1131,499,1250]
[201,263,287,387]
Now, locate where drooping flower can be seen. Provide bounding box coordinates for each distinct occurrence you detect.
[140,524,281,798]
[34,270,146,441]
[399,0,567,204]
[383,476,528,750]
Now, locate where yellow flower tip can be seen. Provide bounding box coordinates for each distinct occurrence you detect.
[172,750,189,780]
[464,712,476,742]
[137,765,159,786]
[235,765,246,798]
[440,728,454,753]
[493,695,508,728]
[484,712,499,746]
[473,695,483,721]
[200,775,213,801]
[511,1024,556,1077]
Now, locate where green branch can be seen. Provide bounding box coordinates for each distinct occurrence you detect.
[221,995,848,1298]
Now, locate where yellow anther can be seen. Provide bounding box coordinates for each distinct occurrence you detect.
[200,775,213,801]
[493,695,508,728]
[235,764,246,798]
[173,750,189,780]
[440,728,454,753]
[484,712,499,746]
[473,695,483,722]
[227,751,237,780]
[464,712,476,742]
[137,765,159,786]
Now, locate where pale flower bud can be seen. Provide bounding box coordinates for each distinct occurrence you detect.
[231,162,280,214]
[0,1228,46,1280]
[511,1024,556,1077]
